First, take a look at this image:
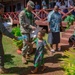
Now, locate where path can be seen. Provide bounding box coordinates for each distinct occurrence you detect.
[20,51,65,75]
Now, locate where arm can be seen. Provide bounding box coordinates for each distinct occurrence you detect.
[0,22,16,39]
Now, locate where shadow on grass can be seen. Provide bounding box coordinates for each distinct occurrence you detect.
[7,67,28,75]
[45,54,68,63]
[20,66,63,75]
[4,54,15,64]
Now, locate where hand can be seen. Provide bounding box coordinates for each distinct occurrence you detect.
[48,29,50,33]
[31,26,36,30]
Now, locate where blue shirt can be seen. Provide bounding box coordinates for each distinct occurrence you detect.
[47,10,62,32]
[35,5,40,10]
[42,1,47,9]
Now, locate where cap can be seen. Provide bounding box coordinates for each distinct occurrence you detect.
[27,1,34,8]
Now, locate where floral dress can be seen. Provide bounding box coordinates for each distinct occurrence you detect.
[34,38,47,67]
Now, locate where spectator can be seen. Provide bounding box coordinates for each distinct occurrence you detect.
[64,0,68,7]
[68,0,74,7]
[49,0,52,8]
[35,2,40,10]
[60,2,66,12]
[47,6,63,52]
[42,0,47,9]
[56,0,61,7]
[73,0,75,6]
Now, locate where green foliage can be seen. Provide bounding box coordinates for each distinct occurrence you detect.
[61,48,75,75]
[11,27,22,36]
[11,27,22,49]
[64,15,75,30]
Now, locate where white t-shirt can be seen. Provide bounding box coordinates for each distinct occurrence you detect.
[56,2,61,7]
[64,0,68,7]
[42,0,47,9]
[68,0,73,7]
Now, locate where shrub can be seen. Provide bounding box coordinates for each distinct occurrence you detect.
[11,27,23,49]
[61,48,75,75]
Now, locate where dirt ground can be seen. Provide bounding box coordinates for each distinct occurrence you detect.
[20,45,70,75]
[19,51,65,75]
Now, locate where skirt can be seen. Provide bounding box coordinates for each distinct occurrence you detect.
[48,32,60,44]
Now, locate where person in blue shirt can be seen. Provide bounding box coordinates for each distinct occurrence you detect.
[42,0,47,9]
[47,5,63,52]
[35,2,40,10]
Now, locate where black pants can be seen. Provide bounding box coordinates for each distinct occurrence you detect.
[0,33,4,68]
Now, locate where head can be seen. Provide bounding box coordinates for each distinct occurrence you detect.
[27,1,34,11]
[0,3,4,15]
[54,5,59,12]
[37,30,46,39]
[35,2,37,5]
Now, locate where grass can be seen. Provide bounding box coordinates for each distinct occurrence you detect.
[0,33,65,75]
[2,36,31,75]
[1,34,49,75]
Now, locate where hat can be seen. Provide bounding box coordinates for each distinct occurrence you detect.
[27,1,34,8]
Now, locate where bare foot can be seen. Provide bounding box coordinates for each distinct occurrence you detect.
[22,57,27,64]
[31,68,38,73]
[42,66,46,71]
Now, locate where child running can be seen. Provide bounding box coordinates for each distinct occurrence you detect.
[31,30,52,73]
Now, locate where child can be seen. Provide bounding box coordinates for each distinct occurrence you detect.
[30,30,52,73]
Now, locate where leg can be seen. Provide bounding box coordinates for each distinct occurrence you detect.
[0,35,7,74]
[52,32,60,51]
[21,34,30,64]
[22,41,29,64]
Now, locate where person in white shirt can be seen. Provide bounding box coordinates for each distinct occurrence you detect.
[60,2,66,12]
[42,0,47,9]
[56,0,61,7]
[64,0,68,7]
[68,0,74,7]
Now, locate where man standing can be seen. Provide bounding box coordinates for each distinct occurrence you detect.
[47,6,62,52]
[0,4,18,73]
[19,1,36,64]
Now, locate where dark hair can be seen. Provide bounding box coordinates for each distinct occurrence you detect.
[54,5,59,9]
[0,3,4,9]
[38,29,46,36]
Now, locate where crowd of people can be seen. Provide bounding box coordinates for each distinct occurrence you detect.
[35,0,75,11]
[35,0,75,9]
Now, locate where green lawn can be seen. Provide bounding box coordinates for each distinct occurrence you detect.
[1,34,48,75]
[2,36,32,75]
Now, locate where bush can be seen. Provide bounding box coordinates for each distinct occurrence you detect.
[11,27,23,49]
[61,48,75,75]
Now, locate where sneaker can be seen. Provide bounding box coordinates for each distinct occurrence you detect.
[58,48,61,51]
[51,49,55,53]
